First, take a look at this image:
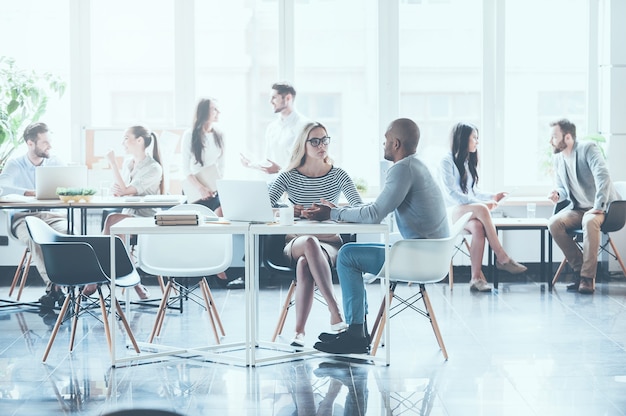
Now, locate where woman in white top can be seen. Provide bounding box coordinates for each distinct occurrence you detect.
[439,122,526,292]
[100,125,164,299]
[268,122,362,347]
[181,98,229,283]
[181,98,224,216]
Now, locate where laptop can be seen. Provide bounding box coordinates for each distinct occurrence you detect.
[216,179,275,222]
[35,166,88,200]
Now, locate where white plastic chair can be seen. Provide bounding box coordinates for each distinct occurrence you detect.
[369,212,472,358]
[136,204,232,344]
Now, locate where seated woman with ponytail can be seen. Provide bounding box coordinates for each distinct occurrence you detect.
[97,125,165,299]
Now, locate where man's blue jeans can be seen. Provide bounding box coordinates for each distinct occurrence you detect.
[336,243,385,325]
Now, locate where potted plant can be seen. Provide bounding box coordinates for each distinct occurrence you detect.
[0,56,66,170]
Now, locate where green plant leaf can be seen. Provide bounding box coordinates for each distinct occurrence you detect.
[6,99,19,114]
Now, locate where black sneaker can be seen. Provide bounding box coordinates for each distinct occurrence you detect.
[318,332,341,343]
[313,331,370,355]
[318,331,370,344]
[38,291,58,309]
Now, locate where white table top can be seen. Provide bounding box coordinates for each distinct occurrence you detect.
[111,216,250,234]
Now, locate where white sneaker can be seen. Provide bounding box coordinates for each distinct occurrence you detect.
[330,321,348,332]
[290,333,305,348]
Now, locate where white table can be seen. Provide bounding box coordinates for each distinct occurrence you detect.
[249,220,390,366]
[110,217,251,366]
[110,218,390,367]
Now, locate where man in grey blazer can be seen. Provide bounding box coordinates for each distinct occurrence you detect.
[548,119,619,294]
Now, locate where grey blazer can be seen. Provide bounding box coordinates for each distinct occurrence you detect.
[553,140,619,212]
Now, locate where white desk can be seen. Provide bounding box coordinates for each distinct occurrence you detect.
[249,220,390,366]
[110,217,250,366]
[110,218,390,367]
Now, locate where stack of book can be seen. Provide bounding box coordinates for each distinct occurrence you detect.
[154,210,199,226]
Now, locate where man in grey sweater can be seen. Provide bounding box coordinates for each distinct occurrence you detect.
[303,118,449,354]
[548,118,619,294]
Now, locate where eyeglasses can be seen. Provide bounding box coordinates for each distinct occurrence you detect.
[306,136,331,147]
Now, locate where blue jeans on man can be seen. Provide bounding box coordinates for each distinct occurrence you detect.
[314,242,385,354]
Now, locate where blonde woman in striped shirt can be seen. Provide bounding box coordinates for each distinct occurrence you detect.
[269,121,362,348]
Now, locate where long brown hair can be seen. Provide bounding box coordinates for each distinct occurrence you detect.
[450,122,479,194]
[191,98,223,166]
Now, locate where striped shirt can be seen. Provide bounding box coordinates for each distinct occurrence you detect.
[269,166,363,208]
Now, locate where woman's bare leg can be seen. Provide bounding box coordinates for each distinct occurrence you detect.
[465,219,486,281]
[452,204,511,263]
[290,236,344,325]
[294,257,315,334]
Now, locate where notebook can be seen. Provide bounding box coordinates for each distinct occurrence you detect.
[35,166,88,200]
[216,179,275,222]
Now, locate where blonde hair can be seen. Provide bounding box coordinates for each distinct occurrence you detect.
[285,121,333,171]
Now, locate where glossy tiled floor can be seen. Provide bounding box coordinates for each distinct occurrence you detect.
[2,272,626,416]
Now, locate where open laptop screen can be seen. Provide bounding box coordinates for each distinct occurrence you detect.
[216,179,275,222]
[35,166,88,200]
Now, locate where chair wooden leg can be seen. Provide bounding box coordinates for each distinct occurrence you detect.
[608,238,626,277]
[155,282,175,340]
[201,277,225,336]
[115,299,141,354]
[149,281,174,343]
[157,275,166,294]
[420,284,448,360]
[370,284,395,356]
[68,291,83,353]
[552,259,568,286]
[271,280,296,342]
[9,247,31,300]
[97,288,112,354]
[199,279,220,344]
[42,293,73,362]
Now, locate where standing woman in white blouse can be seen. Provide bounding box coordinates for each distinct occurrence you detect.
[180,98,229,283]
[439,122,527,292]
[181,98,224,216]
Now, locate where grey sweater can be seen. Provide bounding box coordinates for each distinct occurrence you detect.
[330,155,449,239]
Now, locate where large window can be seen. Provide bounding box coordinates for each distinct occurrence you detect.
[502,0,588,190]
[294,0,379,190]
[1,0,594,198]
[0,0,71,160]
[90,0,176,128]
[399,0,483,176]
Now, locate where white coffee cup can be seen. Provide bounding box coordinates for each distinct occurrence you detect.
[277,207,294,225]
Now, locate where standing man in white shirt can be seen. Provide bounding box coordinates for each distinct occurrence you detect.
[240,82,308,178]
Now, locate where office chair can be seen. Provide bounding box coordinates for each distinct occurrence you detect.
[551,181,626,286]
[24,216,141,362]
[368,212,472,358]
[136,204,231,344]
